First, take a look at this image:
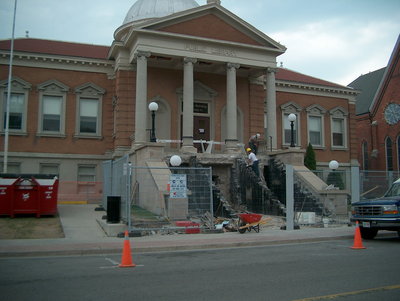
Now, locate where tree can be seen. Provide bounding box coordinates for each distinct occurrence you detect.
[304,143,316,170]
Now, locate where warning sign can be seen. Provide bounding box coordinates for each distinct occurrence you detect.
[169,174,187,198]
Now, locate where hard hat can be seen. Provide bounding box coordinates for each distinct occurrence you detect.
[246,148,252,152]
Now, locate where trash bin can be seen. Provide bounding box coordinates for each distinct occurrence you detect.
[107,196,121,223]
[36,177,59,216]
[14,177,40,217]
[0,178,18,216]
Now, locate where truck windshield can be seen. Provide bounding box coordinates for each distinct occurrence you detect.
[385,182,400,197]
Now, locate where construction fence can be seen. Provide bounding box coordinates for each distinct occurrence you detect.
[281,166,400,229]
[102,155,213,229]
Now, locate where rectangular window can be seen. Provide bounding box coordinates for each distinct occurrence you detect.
[40,163,59,177]
[332,118,344,147]
[3,93,24,130]
[42,96,62,132]
[309,116,322,146]
[0,162,21,174]
[284,113,297,144]
[78,165,96,182]
[79,98,98,134]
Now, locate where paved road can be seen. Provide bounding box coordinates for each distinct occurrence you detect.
[1,238,399,301]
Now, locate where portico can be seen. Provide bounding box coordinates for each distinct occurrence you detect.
[109,3,286,154]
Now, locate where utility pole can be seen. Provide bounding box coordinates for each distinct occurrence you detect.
[3,0,18,173]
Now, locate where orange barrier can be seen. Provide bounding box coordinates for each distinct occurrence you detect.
[119,230,136,268]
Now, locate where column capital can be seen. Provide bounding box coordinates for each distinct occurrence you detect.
[227,62,240,70]
[266,67,278,74]
[184,57,197,64]
[134,50,151,59]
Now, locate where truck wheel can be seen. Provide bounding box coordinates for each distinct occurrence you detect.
[360,227,378,239]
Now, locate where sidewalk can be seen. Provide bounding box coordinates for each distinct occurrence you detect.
[0,205,356,257]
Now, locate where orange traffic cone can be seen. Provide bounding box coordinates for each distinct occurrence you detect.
[119,230,136,267]
[351,221,366,249]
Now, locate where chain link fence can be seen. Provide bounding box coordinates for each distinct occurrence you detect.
[102,157,213,230]
[359,170,400,200]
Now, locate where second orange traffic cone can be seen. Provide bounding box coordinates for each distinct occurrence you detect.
[119,230,136,267]
[350,221,366,249]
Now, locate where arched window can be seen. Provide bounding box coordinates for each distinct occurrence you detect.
[362,141,368,170]
[385,137,393,171]
[397,136,400,172]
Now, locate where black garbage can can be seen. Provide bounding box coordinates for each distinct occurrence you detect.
[107,196,121,223]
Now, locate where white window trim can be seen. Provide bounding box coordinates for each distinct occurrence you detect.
[74,83,104,139]
[329,106,348,150]
[0,77,31,135]
[37,80,68,137]
[78,164,97,182]
[280,102,302,147]
[306,104,326,149]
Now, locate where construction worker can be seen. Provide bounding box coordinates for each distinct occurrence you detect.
[248,133,260,155]
[246,147,259,177]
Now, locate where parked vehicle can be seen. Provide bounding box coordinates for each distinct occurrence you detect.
[351,178,400,239]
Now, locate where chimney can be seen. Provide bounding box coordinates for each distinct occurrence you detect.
[207,0,221,5]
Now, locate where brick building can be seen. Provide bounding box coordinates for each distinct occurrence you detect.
[0,0,358,204]
[350,35,400,172]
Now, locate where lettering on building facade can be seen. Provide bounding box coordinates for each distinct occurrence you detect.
[184,44,236,57]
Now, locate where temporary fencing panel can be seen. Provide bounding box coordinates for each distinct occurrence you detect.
[102,157,213,230]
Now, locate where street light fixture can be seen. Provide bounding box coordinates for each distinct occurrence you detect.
[148,102,158,142]
[288,113,297,147]
[329,160,339,170]
[170,155,182,167]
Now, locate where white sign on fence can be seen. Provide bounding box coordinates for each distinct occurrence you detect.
[169,174,187,198]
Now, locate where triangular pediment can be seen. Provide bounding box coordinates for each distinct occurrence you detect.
[139,5,285,51]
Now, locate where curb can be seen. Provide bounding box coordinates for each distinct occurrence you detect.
[0,234,354,258]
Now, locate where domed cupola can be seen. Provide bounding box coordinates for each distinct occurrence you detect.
[123,0,200,24]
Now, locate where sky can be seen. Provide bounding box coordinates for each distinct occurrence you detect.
[0,0,399,86]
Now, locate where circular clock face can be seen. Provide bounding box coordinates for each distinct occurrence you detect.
[384,103,400,125]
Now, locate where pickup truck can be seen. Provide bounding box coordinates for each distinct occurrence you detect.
[351,178,400,239]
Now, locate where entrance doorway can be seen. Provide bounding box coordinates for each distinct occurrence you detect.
[193,116,210,152]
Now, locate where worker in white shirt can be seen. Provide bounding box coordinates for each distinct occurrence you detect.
[246,147,259,177]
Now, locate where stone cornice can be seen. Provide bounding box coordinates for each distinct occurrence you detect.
[0,50,114,75]
[276,79,359,100]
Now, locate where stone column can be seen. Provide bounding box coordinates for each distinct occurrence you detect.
[225,63,240,152]
[181,57,197,153]
[266,67,277,150]
[134,51,150,144]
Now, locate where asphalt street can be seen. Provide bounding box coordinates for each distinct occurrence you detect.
[1,237,399,301]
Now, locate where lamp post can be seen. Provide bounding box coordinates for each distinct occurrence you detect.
[329,160,339,171]
[288,113,296,147]
[170,155,182,167]
[148,102,158,142]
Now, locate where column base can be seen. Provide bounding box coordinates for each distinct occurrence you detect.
[180,145,198,153]
[225,139,241,153]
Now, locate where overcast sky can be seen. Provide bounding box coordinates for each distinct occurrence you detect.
[1,0,399,85]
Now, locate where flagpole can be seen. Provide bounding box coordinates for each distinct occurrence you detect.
[3,0,18,173]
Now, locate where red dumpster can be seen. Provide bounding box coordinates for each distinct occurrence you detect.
[13,177,40,217]
[0,178,18,216]
[36,178,58,216]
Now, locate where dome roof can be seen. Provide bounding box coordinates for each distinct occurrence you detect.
[123,0,199,24]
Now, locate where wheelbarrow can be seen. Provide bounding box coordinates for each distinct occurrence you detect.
[238,213,270,234]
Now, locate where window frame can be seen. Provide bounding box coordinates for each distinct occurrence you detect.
[280,102,302,147]
[329,107,348,150]
[78,164,96,182]
[306,104,326,149]
[37,80,69,137]
[0,77,31,134]
[74,83,104,139]
[362,141,369,170]
[385,136,393,171]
